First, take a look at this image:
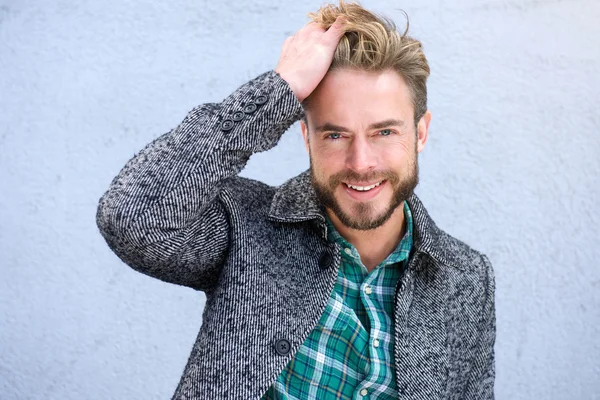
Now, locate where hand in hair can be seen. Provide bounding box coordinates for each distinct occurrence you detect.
[275,16,345,103]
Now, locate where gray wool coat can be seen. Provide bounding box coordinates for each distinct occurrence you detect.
[96,70,496,399]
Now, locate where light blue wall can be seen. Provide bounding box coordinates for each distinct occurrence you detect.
[1,1,598,399]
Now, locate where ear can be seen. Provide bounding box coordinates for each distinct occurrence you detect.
[416,110,431,153]
[300,120,310,153]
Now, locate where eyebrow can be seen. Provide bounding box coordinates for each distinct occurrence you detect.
[314,119,405,133]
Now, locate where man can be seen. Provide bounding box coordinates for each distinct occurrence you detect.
[96,1,496,399]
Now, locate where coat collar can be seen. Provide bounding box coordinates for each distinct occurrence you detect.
[268,170,445,262]
[268,170,325,223]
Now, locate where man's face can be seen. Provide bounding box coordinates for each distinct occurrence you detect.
[301,68,430,231]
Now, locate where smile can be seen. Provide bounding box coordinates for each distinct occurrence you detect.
[344,181,384,191]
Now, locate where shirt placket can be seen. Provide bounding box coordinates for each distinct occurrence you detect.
[353,268,379,399]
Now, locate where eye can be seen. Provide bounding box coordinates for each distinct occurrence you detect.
[327,132,342,140]
[379,129,393,136]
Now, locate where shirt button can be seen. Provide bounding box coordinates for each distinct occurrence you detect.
[364,285,372,295]
[360,388,368,396]
[373,339,380,348]
[344,248,352,256]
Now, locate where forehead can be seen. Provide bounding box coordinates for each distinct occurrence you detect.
[304,68,414,126]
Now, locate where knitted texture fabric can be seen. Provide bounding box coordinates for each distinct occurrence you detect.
[263,202,414,399]
[96,70,496,399]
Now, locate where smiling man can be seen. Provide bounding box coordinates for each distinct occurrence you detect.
[302,68,425,272]
[97,2,495,399]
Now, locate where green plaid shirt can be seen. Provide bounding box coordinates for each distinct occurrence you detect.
[262,202,414,400]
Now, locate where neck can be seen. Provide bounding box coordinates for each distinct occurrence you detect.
[327,203,407,272]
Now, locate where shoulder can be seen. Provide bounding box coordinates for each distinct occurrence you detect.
[223,175,277,196]
[425,226,495,316]
[426,225,494,292]
[408,194,493,280]
[219,176,278,213]
[434,228,492,275]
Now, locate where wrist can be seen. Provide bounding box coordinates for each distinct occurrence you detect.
[274,69,305,103]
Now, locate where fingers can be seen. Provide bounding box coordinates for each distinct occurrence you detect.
[281,35,294,52]
[275,16,346,102]
[292,18,345,46]
[296,21,325,40]
[322,16,346,44]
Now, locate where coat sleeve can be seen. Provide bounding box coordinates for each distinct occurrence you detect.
[463,254,496,399]
[96,70,304,291]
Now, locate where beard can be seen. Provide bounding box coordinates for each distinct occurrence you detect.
[310,151,419,231]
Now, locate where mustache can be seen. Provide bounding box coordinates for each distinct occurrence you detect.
[328,170,400,187]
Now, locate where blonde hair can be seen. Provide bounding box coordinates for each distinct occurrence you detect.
[309,1,430,122]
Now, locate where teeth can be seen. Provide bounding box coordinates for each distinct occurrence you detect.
[347,182,382,191]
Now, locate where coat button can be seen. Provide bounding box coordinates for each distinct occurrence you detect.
[319,252,333,270]
[232,111,245,122]
[255,94,268,105]
[220,119,234,131]
[243,103,258,114]
[274,339,291,356]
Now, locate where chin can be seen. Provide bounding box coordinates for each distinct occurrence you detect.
[337,203,394,231]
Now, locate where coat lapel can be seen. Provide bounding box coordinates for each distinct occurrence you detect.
[396,195,450,399]
[269,170,451,399]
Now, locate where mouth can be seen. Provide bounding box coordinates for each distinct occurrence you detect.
[343,181,385,192]
[342,180,387,201]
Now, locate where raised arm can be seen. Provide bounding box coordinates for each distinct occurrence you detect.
[95,17,345,291]
[96,72,303,291]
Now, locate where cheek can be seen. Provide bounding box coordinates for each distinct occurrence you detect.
[311,143,345,171]
[379,136,412,152]
[312,140,343,158]
[378,139,414,162]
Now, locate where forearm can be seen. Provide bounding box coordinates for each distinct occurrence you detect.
[95,70,303,287]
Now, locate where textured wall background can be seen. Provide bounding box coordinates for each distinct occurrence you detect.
[1,0,599,399]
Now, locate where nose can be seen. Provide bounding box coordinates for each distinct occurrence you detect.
[345,136,377,173]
